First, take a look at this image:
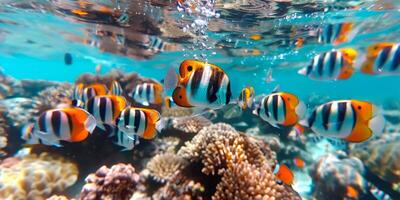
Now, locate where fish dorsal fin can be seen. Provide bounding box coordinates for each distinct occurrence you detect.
[271,85,281,93]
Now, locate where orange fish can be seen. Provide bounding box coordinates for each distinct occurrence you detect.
[361,42,399,75]
[293,157,305,169]
[303,100,385,143]
[346,185,359,199]
[116,107,161,140]
[85,95,128,130]
[318,22,353,45]
[166,60,232,108]
[71,9,89,16]
[295,37,304,48]
[33,108,96,146]
[273,163,294,185]
[80,83,109,102]
[250,34,263,41]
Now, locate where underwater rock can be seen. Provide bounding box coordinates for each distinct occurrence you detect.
[146,153,188,183]
[167,116,212,135]
[161,107,193,118]
[351,134,400,184]
[0,69,24,99]
[33,83,73,111]
[20,80,68,98]
[310,154,366,200]
[0,108,9,156]
[0,152,78,200]
[46,195,71,200]
[80,163,140,200]
[0,97,42,126]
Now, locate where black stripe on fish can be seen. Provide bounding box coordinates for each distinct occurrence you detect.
[329,51,337,76]
[308,110,317,128]
[143,111,148,132]
[378,46,391,71]
[307,59,314,75]
[52,111,62,137]
[134,110,141,133]
[264,96,270,117]
[99,97,107,122]
[391,46,400,71]
[322,103,332,130]
[124,109,130,127]
[111,97,115,120]
[38,112,48,132]
[207,68,222,103]
[87,98,94,115]
[351,103,357,130]
[66,112,73,135]
[146,84,151,103]
[317,53,326,76]
[326,24,333,42]
[336,102,347,131]
[281,96,287,120]
[138,85,143,96]
[190,67,203,97]
[272,95,279,121]
[226,81,231,105]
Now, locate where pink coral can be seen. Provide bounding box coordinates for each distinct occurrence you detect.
[80,163,140,200]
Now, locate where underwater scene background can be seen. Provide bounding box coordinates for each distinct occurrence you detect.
[0,0,399,200]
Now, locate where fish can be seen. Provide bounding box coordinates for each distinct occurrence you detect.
[273,163,294,185]
[300,100,385,143]
[293,157,305,169]
[85,95,128,130]
[250,34,263,41]
[33,108,97,146]
[109,81,124,96]
[71,9,89,16]
[116,107,161,140]
[318,22,353,45]
[71,99,85,108]
[20,123,50,145]
[294,37,304,48]
[361,43,400,75]
[346,185,359,199]
[64,53,73,65]
[145,36,167,52]
[265,68,275,83]
[81,83,109,102]
[130,82,164,106]
[164,96,176,109]
[252,89,306,128]
[114,129,140,151]
[298,48,357,80]
[167,60,232,109]
[369,183,392,200]
[237,86,255,110]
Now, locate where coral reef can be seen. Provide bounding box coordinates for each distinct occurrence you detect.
[46,195,70,200]
[0,152,78,200]
[0,98,42,126]
[0,107,9,156]
[80,163,140,200]
[310,154,366,200]
[351,134,400,184]
[153,136,181,154]
[161,107,193,118]
[168,116,212,135]
[33,83,73,111]
[0,69,24,99]
[146,153,188,183]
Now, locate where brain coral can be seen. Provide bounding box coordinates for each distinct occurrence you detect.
[0,152,78,200]
[351,134,400,184]
[146,153,188,183]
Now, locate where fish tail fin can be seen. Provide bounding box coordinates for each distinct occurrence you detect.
[369,107,386,136]
[164,67,179,91]
[297,67,308,76]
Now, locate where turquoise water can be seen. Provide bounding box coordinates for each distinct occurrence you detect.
[1,0,400,199]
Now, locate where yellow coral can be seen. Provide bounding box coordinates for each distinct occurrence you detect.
[0,152,78,200]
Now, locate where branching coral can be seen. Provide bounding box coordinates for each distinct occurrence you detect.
[0,152,78,200]
[146,153,188,183]
[213,162,300,200]
[80,163,140,200]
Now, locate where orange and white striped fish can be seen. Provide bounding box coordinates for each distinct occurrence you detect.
[165,60,232,109]
[273,163,294,185]
[252,89,306,128]
[85,95,128,130]
[237,86,255,110]
[361,43,400,75]
[32,108,97,146]
[116,107,162,140]
[302,100,385,143]
[130,83,164,106]
[298,48,357,80]
[318,22,353,45]
[109,81,124,96]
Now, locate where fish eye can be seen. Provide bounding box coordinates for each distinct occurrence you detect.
[187,66,193,71]
[357,106,362,110]
[179,95,182,99]
[287,98,291,101]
